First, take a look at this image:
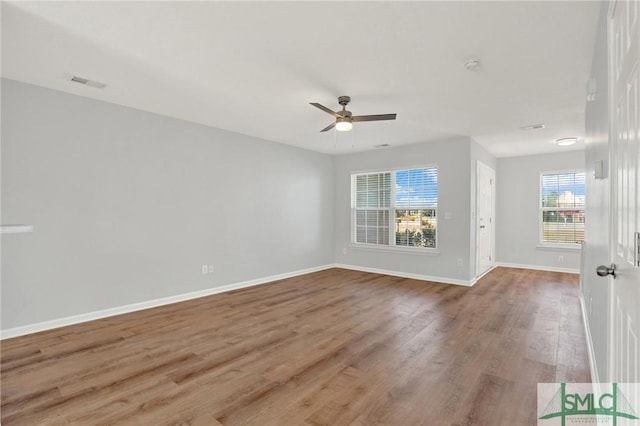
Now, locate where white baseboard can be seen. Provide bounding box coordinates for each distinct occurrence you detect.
[8,262,573,339]
[334,263,474,287]
[579,294,600,383]
[472,265,497,284]
[1,264,335,340]
[495,262,580,274]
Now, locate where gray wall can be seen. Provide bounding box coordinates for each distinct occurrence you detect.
[496,151,585,271]
[582,0,610,382]
[1,79,334,329]
[333,137,478,283]
[2,78,590,333]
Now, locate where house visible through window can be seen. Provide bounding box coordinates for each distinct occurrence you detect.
[540,171,585,244]
[352,167,438,249]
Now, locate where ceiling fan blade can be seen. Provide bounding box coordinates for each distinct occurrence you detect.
[310,103,340,117]
[352,113,397,122]
[320,122,336,132]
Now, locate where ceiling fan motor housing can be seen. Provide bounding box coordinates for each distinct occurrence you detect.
[338,95,351,106]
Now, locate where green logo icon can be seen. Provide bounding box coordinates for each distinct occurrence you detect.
[539,383,639,425]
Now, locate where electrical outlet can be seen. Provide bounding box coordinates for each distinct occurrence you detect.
[202,265,208,274]
[342,247,347,255]
[558,255,564,263]
[457,259,463,266]
[208,265,214,273]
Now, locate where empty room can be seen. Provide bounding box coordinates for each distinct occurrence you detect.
[2,1,639,425]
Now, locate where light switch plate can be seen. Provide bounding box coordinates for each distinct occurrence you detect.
[594,160,604,179]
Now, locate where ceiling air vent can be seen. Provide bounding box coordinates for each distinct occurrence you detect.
[70,76,106,89]
[520,124,545,131]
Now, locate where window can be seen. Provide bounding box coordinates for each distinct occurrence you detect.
[540,171,585,244]
[352,167,438,249]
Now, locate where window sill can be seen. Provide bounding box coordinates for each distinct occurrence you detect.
[348,243,441,256]
[1,225,34,234]
[536,244,582,252]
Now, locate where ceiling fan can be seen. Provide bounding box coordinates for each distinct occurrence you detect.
[310,96,397,132]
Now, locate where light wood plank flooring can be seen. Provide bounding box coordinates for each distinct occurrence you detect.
[1,267,590,425]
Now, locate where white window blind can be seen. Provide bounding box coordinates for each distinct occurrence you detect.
[354,172,391,245]
[352,167,438,249]
[540,171,586,244]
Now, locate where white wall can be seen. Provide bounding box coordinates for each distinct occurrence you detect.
[1,79,334,330]
[582,0,610,382]
[496,151,585,272]
[333,137,479,284]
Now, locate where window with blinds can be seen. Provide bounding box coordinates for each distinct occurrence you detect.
[540,171,586,244]
[352,167,438,249]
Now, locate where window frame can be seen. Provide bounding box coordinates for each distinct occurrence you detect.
[350,164,439,252]
[538,169,586,248]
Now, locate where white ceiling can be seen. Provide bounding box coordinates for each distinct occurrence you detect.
[2,1,601,157]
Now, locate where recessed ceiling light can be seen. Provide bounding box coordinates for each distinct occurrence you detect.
[464,59,481,72]
[70,75,106,89]
[556,137,578,146]
[520,124,546,131]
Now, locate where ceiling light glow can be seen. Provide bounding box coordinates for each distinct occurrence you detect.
[336,118,353,132]
[556,137,578,146]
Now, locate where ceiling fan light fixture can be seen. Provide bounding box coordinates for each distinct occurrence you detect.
[336,117,353,132]
[310,96,396,132]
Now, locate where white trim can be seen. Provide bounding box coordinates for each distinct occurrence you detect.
[495,261,580,274]
[579,293,601,384]
[1,264,335,340]
[1,225,34,234]
[348,243,440,256]
[350,163,439,176]
[334,263,474,286]
[539,168,586,177]
[536,244,582,252]
[474,265,496,282]
[608,0,617,19]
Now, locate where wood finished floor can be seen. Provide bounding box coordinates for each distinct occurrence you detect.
[1,267,590,425]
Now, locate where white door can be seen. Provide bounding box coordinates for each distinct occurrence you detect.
[608,0,640,383]
[476,161,495,277]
